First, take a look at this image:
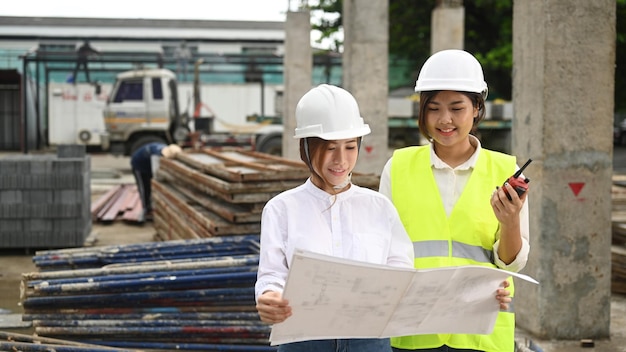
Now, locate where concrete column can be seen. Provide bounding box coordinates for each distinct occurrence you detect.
[342,0,389,174]
[513,0,615,339]
[431,0,464,53]
[283,10,312,162]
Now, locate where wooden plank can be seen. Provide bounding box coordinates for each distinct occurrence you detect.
[153,181,260,236]
[190,203,260,236]
[157,168,279,204]
[201,148,310,181]
[176,150,308,183]
[152,182,213,239]
[153,214,188,241]
[612,245,626,294]
[169,182,261,224]
[154,183,261,237]
[159,157,302,194]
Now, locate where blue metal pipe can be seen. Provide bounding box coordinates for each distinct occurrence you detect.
[31,271,257,294]
[24,311,262,322]
[0,341,134,352]
[24,255,260,281]
[79,340,277,351]
[34,319,267,327]
[28,265,257,288]
[23,287,255,309]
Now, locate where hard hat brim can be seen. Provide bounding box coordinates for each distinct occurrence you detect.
[294,125,371,140]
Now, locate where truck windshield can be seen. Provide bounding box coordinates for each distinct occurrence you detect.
[113,79,143,103]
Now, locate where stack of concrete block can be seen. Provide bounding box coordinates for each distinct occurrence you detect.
[0,145,91,249]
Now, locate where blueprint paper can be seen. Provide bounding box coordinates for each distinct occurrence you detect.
[270,249,538,345]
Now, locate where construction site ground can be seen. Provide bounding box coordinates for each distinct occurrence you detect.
[1,150,626,351]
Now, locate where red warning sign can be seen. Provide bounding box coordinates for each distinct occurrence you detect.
[568,182,585,197]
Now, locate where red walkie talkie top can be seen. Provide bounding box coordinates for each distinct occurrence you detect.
[503,158,532,201]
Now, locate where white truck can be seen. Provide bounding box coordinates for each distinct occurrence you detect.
[100,68,284,156]
[48,69,284,156]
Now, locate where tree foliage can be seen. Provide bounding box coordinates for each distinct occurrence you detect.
[309,0,344,52]
[311,0,625,111]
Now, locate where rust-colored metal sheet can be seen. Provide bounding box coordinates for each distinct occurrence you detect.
[92,184,144,224]
[90,185,121,219]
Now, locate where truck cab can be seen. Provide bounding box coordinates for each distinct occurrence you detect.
[101,68,187,155]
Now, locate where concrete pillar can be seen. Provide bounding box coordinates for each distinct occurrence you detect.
[513,0,615,339]
[342,0,389,174]
[431,0,464,53]
[283,10,313,162]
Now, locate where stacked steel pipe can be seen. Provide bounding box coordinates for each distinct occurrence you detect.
[21,235,276,351]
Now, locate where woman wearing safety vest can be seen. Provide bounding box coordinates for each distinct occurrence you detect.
[254,84,415,351]
[379,49,530,352]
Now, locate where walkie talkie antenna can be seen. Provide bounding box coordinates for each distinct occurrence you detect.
[513,159,533,179]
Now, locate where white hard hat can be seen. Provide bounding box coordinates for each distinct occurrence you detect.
[415,49,489,99]
[294,84,371,140]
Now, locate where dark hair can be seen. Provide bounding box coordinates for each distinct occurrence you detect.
[417,91,486,142]
[299,136,361,194]
[300,137,332,192]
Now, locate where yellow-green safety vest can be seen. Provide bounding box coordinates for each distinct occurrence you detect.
[389,145,517,352]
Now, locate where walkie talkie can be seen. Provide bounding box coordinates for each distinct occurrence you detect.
[503,158,532,201]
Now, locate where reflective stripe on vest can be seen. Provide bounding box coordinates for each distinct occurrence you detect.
[389,145,517,352]
[413,240,493,264]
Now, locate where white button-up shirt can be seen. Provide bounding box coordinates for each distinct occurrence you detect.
[255,179,415,301]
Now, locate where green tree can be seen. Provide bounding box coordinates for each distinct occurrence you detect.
[310,0,344,52]
[464,0,513,100]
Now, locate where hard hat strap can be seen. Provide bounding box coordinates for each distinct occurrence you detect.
[303,138,311,167]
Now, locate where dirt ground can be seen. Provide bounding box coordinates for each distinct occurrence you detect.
[1,152,626,351]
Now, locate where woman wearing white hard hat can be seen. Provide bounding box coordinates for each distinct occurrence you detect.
[380,49,529,352]
[255,84,414,351]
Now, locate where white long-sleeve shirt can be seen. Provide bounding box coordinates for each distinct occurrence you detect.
[255,178,415,302]
[379,136,530,273]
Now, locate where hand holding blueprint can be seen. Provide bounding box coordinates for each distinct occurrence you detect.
[270,250,538,345]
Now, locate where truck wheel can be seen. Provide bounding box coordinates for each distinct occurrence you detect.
[172,126,190,143]
[129,136,167,156]
[257,135,282,156]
